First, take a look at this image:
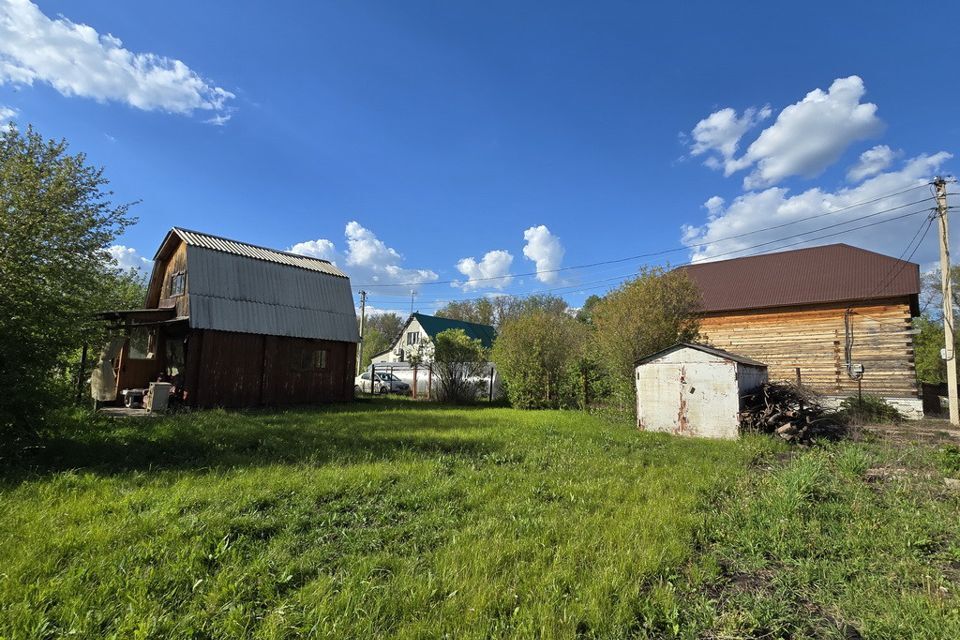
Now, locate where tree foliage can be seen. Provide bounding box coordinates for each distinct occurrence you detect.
[914,315,946,384]
[357,312,404,370]
[591,267,702,403]
[492,310,583,409]
[0,125,135,436]
[436,294,568,328]
[575,294,602,325]
[431,329,488,403]
[920,266,960,319]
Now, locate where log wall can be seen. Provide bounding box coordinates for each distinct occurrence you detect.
[699,297,917,397]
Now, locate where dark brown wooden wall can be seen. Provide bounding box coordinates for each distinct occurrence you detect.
[184,329,357,408]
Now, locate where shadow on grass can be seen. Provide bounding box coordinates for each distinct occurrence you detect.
[3,399,505,483]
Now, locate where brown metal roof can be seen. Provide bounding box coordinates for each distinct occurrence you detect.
[681,244,921,315]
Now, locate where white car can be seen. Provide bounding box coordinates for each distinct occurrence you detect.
[355,371,411,395]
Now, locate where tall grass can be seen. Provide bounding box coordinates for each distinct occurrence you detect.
[0,400,756,639]
[683,441,960,638]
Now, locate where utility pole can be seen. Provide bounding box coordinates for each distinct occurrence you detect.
[357,290,367,376]
[935,177,959,425]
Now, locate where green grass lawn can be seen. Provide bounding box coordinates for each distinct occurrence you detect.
[2,400,959,639]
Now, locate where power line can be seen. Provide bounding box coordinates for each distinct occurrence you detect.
[365,194,934,299]
[352,184,934,289]
[379,205,934,310]
[376,202,936,303]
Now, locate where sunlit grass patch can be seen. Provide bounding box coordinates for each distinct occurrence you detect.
[0,401,755,639]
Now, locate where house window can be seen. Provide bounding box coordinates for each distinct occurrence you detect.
[127,328,156,360]
[297,349,327,371]
[169,271,186,296]
[406,331,420,345]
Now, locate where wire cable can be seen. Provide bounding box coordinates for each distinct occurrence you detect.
[379,205,934,310]
[351,184,934,288]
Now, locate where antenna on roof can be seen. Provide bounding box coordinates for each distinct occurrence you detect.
[410,289,416,315]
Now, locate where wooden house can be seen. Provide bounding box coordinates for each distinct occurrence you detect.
[369,312,496,364]
[681,243,922,417]
[97,228,360,407]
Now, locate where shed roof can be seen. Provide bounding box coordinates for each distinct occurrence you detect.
[681,243,921,315]
[635,342,768,368]
[155,227,347,278]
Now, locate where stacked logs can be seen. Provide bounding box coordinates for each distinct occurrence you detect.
[739,382,846,443]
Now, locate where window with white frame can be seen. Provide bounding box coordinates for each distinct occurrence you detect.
[406,331,420,345]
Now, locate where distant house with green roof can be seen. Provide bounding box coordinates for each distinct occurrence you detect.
[369,312,495,365]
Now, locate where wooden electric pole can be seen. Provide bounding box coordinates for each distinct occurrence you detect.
[935,177,959,425]
[357,290,367,376]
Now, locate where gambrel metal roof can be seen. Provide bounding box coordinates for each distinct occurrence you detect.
[151,228,360,343]
[155,227,347,278]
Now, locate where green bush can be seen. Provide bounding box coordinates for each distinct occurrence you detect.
[491,310,582,409]
[838,394,902,424]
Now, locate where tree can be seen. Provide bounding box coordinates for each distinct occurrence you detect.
[431,329,488,403]
[575,295,602,324]
[436,294,568,327]
[492,310,583,409]
[0,125,135,437]
[357,312,403,370]
[435,298,496,326]
[914,315,946,384]
[366,312,404,339]
[591,267,701,405]
[920,268,960,318]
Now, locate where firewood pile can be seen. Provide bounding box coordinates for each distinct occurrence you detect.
[739,382,846,443]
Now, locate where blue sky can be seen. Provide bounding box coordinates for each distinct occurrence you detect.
[2,0,958,314]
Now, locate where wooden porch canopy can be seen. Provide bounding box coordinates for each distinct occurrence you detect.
[96,308,177,328]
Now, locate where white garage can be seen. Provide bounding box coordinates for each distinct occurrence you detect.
[635,343,768,439]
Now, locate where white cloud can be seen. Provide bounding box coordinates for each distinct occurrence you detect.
[204,113,231,126]
[740,76,883,188]
[691,76,884,189]
[847,144,899,183]
[108,244,151,271]
[689,105,771,167]
[289,221,438,292]
[704,195,725,217]
[682,151,951,264]
[0,0,234,119]
[522,224,565,283]
[0,104,17,120]
[455,250,513,291]
[288,238,338,262]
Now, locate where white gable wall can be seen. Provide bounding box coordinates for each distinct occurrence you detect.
[370,318,428,364]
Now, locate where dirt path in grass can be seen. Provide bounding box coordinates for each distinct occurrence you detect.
[859,418,960,445]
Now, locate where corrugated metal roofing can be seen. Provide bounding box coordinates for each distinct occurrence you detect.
[186,246,359,342]
[636,342,768,368]
[370,312,497,359]
[681,243,921,314]
[160,227,347,278]
[412,313,496,348]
